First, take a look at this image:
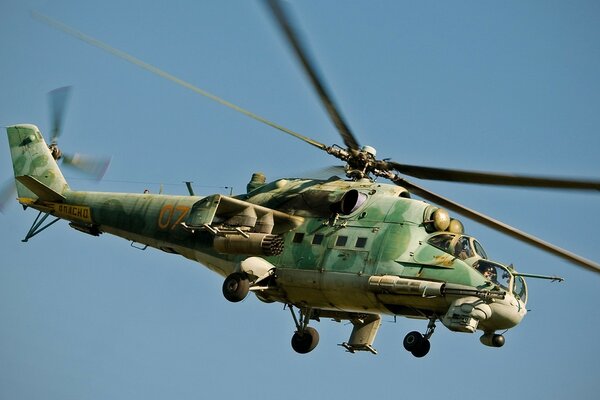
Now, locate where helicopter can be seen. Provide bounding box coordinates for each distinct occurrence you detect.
[5,1,600,358]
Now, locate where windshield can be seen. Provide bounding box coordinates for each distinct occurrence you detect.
[473,240,488,259]
[453,236,474,260]
[513,276,527,303]
[428,233,454,253]
[475,260,512,291]
[427,233,487,261]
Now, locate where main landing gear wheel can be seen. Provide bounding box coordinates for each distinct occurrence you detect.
[291,327,320,354]
[403,331,430,358]
[222,272,250,302]
[288,304,319,354]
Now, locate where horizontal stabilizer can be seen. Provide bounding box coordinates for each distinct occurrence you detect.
[16,175,66,202]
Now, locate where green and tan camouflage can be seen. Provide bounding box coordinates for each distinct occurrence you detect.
[6,124,527,356]
[21,2,600,357]
[7,124,69,199]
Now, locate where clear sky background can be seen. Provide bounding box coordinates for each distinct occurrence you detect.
[1,1,599,399]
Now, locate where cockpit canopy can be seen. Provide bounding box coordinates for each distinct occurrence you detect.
[473,259,528,303]
[426,233,527,303]
[427,233,488,261]
[474,259,511,290]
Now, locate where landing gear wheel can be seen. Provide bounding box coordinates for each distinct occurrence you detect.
[403,331,423,352]
[222,272,249,302]
[291,327,319,354]
[411,338,431,358]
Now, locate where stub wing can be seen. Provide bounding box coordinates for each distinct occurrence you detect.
[184,194,304,235]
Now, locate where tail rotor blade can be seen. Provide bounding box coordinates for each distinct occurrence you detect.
[62,153,111,180]
[0,180,17,214]
[48,86,72,144]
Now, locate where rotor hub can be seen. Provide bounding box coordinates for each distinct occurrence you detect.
[48,143,62,160]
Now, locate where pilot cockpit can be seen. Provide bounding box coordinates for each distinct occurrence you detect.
[426,233,528,303]
[474,259,512,291]
[427,233,488,261]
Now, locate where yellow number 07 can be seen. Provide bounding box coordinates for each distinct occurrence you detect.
[158,204,190,230]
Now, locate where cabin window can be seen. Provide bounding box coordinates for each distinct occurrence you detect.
[312,234,324,245]
[335,236,348,247]
[292,233,304,243]
[355,237,368,248]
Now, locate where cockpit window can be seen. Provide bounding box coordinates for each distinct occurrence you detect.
[428,233,481,261]
[475,260,512,291]
[427,233,455,253]
[473,240,488,259]
[454,236,475,260]
[514,276,527,303]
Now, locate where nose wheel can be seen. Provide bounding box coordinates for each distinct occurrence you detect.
[403,331,431,357]
[222,272,250,302]
[403,317,436,358]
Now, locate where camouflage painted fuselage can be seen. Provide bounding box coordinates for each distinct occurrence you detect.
[7,124,526,337]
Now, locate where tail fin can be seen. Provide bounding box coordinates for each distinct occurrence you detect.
[6,124,69,200]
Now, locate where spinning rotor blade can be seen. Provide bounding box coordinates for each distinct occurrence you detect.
[0,180,17,214]
[294,165,345,180]
[265,0,361,151]
[33,10,600,274]
[48,86,72,144]
[31,11,328,153]
[62,153,111,181]
[394,177,600,274]
[387,162,600,191]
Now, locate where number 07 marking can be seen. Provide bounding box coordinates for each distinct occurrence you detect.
[158,204,190,230]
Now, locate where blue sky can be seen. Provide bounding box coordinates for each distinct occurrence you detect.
[1,1,599,399]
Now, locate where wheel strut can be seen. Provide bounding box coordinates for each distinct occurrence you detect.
[424,316,437,340]
[289,304,311,333]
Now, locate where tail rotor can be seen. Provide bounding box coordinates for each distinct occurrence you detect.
[47,86,111,180]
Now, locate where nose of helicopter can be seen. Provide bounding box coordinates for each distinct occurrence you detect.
[485,296,527,331]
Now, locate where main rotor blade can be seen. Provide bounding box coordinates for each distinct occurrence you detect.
[265,0,361,151]
[48,86,72,144]
[394,177,600,274]
[31,11,328,152]
[388,162,600,191]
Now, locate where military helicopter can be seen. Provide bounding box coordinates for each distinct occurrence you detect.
[6,1,600,357]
